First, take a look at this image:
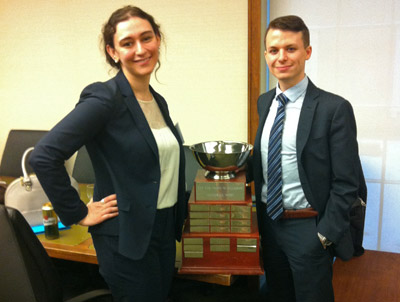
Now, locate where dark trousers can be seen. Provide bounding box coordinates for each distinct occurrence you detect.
[92,207,176,302]
[259,203,334,302]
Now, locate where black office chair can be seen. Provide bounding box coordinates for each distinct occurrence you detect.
[0,181,6,204]
[72,146,95,184]
[0,129,48,177]
[0,204,111,302]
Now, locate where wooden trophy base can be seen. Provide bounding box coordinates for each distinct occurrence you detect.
[179,212,263,275]
[179,169,263,275]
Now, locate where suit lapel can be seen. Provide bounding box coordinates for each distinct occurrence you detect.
[296,80,319,158]
[115,71,159,160]
[150,87,183,146]
[253,90,275,190]
[254,90,275,151]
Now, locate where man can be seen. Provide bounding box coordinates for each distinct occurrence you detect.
[251,15,365,301]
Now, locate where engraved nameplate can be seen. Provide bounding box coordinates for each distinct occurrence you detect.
[237,238,257,253]
[191,226,209,233]
[211,226,230,233]
[231,226,251,233]
[231,205,251,213]
[190,204,210,212]
[193,170,246,201]
[210,205,231,212]
[184,251,204,258]
[231,212,251,219]
[190,212,210,219]
[184,245,203,252]
[196,182,245,201]
[209,219,230,226]
[184,238,204,245]
[231,220,251,226]
[237,238,257,245]
[209,212,230,219]
[190,219,209,226]
[210,238,230,251]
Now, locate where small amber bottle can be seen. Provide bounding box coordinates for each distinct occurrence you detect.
[42,202,59,239]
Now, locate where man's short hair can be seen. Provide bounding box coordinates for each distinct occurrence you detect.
[264,15,310,48]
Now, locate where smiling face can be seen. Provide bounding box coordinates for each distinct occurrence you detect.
[106,16,160,84]
[265,29,312,91]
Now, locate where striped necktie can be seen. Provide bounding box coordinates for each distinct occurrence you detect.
[266,93,289,220]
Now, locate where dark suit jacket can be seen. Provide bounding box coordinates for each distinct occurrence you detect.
[252,79,364,260]
[30,71,187,260]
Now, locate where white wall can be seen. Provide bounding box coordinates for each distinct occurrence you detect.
[0,0,248,159]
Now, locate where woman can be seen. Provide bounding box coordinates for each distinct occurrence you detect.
[30,6,186,301]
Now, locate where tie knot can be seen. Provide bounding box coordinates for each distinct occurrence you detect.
[277,93,289,107]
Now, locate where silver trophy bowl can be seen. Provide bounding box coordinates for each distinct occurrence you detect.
[189,141,253,180]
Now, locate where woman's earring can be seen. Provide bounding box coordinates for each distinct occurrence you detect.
[114,57,119,63]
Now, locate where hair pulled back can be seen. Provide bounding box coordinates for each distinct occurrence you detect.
[101,6,162,70]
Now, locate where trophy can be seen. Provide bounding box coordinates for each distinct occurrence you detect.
[179,141,263,275]
[190,141,252,180]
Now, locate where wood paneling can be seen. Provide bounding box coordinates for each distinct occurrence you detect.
[248,0,262,145]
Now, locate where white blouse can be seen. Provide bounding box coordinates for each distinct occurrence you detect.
[138,98,180,209]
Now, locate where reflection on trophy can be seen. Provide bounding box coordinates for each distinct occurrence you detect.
[179,141,264,275]
[190,141,253,180]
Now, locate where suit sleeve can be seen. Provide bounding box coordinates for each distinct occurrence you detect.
[316,100,360,244]
[29,82,116,225]
[246,95,264,183]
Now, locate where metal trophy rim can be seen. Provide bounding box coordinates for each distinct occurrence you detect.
[189,140,253,180]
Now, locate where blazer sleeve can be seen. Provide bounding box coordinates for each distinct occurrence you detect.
[30,82,116,225]
[316,100,360,244]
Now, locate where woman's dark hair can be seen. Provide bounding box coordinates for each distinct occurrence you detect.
[264,15,310,49]
[101,6,162,71]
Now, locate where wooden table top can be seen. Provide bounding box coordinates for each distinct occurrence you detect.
[333,249,400,301]
[38,224,98,264]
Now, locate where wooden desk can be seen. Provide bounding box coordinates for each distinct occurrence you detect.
[333,249,400,301]
[38,225,98,264]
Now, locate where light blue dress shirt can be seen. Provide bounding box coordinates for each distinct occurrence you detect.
[261,76,311,210]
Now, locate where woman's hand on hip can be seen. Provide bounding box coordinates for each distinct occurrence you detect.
[79,194,119,226]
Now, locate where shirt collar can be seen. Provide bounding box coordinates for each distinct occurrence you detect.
[275,76,309,103]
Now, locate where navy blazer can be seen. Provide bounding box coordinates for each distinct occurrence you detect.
[252,79,364,260]
[30,71,187,260]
